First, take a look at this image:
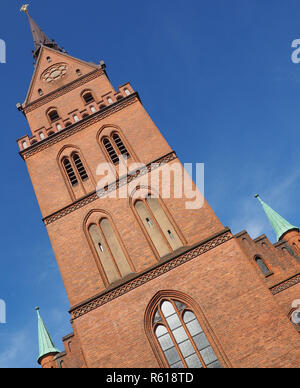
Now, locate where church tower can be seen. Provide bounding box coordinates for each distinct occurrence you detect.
[18,7,300,368]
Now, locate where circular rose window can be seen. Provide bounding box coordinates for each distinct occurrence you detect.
[41,63,68,83]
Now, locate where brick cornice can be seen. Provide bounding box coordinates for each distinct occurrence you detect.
[20,93,139,160]
[23,69,103,113]
[70,228,233,320]
[43,151,178,225]
[270,273,300,295]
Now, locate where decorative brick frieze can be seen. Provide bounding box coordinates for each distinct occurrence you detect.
[21,94,138,160]
[43,151,178,225]
[270,273,300,295]
[70,229,233,320]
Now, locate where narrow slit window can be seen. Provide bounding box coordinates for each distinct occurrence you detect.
[103,138,119,165]
[146,218,153,227]
[112,134,130,158]
[124,88,131,96]
[63,158,78,186]
[72,154,88,181]
[73,115,79,122]
[168,230,175,240]
[39,133,45,140]
[255,257,271,276]
[107,97,113,104]
[90,106,97,113]
[98,243,104,252]
[56,123,62,131]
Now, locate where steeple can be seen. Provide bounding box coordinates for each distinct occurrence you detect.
[20,4,62,62]
[255,194,299,241]
[35,307,60,365]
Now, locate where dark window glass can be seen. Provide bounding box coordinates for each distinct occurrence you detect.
[83,92,94,104]
[48,110,59,122]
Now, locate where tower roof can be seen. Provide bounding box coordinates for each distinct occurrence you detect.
[35,307,60,364]
[255,194,299,241]
[21,5,62,62]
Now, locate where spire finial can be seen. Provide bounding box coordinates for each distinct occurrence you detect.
[20,4,29,14]
[255,194,299,241]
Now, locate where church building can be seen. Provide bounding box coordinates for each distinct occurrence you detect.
[17,7,300,368]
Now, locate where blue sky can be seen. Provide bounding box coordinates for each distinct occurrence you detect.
[0,0,300,367]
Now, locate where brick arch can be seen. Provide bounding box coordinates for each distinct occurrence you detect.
[83,209,135,287]
[144,290,229,368]
[80,88,96,103]
[57,144,94,201]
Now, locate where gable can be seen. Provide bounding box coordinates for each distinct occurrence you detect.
[24,46,100,106]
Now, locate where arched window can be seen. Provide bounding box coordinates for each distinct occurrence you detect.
[134,196,183,258]
[88,218,132,285]
[72,153,88,181]
[103,138,119,165]
[150,297,222,368]
[82,92,95,104]
[22,141,28,149]
[46,56,51,63]
[73,114,79,123]
[124,88,131,96]
[63,158,78,186]
[56,123,62,131]
[76,69,82,76]
[112,133,130,158]
[39,133,45,140]
[48,109,59,123]
[107,97,113,105]
[90,106,97,113]
[38,89,43,96]
[255,256,271,276]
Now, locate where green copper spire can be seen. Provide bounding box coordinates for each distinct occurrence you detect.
[255,194,299,241]
[35,307,60,364]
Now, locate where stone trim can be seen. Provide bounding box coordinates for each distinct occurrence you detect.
[20,94,139,160]
[43,151,177,225]
[70,229,233,320]
[270,273,300,295]
[24,69,103,113]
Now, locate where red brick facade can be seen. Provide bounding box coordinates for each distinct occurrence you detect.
[18,45,300,368]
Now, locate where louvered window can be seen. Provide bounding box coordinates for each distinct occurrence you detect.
[63,158,78,186]
[103,138,119,165]
[73,153,88,181]
[112,134,130,159]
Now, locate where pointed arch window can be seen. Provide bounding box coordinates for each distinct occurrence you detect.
[103,138,119,165]
[63,158,78,186]
[72,153,88,181]
[88,218,133,285]
[151,298,222,368]
[101,133,131,165]
[134,196,183,258]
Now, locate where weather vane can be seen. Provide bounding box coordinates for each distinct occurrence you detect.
[20,4,29,14]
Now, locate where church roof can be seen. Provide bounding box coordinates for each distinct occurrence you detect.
[36,307,60,364]
[255,194,299,241]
